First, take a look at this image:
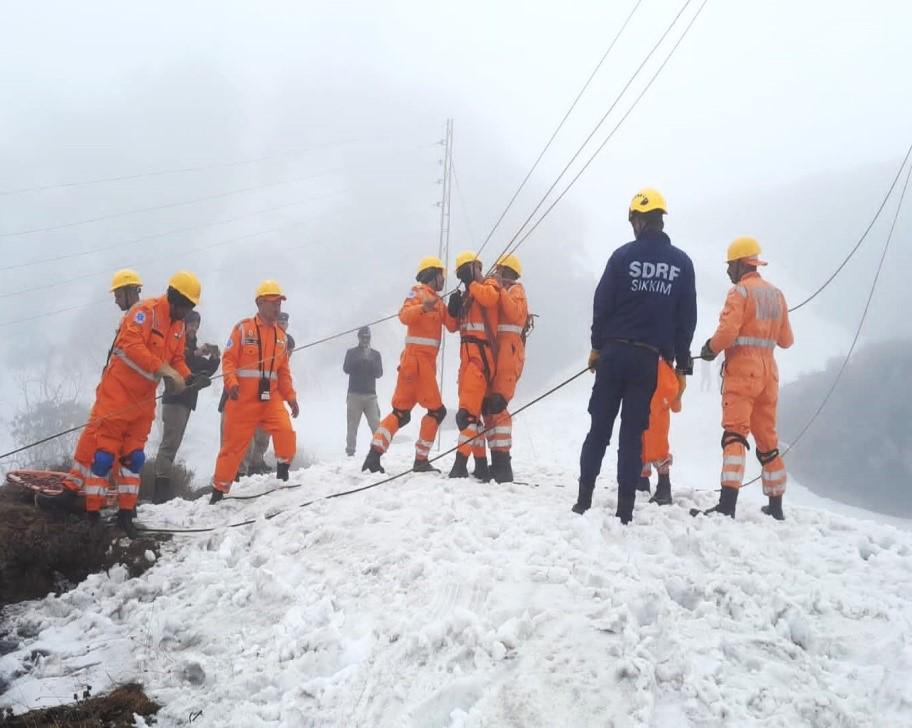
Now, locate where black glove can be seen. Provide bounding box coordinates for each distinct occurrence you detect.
[186,373,213,390]
[447,290,463,318]
[700,339,718,362]
[456,265,475,285]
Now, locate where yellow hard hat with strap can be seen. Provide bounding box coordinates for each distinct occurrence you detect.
[255,279,286,300]
[110,268,143,292]
[726,236,766,265]
[416,256,444,275]
[495,253,522,277]
[168,270,201,305]
[454,250,479,271]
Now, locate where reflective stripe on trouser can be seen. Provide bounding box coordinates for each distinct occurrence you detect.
[83,473,110,512]
[415,414,439,461]
[642,454,672,477]
[212,398,296,493]
[116,464,141,511]
[63,459,91,494]
[457,422,482,457]
[483,412,512,452]
[371,420,396,453]
[761,456,787,497]
[720,446,746,489]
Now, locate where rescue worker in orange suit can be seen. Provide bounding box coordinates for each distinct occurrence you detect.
[698,237,794,520]
[481,253,528,483]
[637,357,683,505]
[362,256,457,474]
[37,271,202,537]
[209,280,299,503]
[447,251,501,479]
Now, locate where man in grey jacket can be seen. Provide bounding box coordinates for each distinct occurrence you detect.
[344,326,383,456]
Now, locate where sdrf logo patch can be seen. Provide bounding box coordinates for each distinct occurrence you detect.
[225,337,234,349]
[133,310,146,324]
[407,290,417,299]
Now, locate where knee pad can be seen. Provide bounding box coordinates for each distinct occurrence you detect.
[721,430,750,450]
[483,393,507,414]
[90,450,115,477]
[120,449,146,473]
[455,408,477,431]
[426,405,447,424]
[393,408,411,427]
[756,448,780,465]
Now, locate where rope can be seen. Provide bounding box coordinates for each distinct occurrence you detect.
[136,367,590,534]
[474,0,645,259]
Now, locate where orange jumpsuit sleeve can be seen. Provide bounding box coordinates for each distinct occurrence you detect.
[170,329,192,379]
[442,303,458,333]
[277,348,297,402]
[222,323,242,390]
[777,292,794,349]
[118,304,163,375]
[709,286,748,354]
[469,278,500,308]
[398,289,426,325]
[500,284,528,322]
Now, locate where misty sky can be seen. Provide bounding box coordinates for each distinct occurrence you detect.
[1,0,910,456]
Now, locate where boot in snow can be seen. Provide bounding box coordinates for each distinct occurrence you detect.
[413,458,440,473]
[571,479,595,514]
[702,486,738,518]
[209,487,225,505]
[154,476,173,505]
[472,456,491,482]
[448,453,470,478]
[762,495,785,520]
[361,448,385,474]
[115,509,138,539]
[636,476,651,493]
[276,462,290,482]
[616,490,635,525]
[649,473,673,506]
[490,451,513,483]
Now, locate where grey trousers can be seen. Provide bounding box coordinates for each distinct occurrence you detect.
[155,403,192,478]
[244,427,271,470]
[347,393,380,455]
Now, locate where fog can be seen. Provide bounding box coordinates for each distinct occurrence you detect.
[1,1,909,509]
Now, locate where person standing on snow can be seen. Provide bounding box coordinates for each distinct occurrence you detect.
[481,253,529,483]
[209,280,299,503]
[37,272,203,537]
[362,256,457,474]
[637,357,683,504]
[573,188,697,524]
[447,251,501,480]
[343,326,383,457]
[153,310,219,503]
[697,237,793,520]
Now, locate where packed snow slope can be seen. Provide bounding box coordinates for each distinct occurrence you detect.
[2,383,912,727]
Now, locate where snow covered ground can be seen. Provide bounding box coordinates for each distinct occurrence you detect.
[2,378,912,727]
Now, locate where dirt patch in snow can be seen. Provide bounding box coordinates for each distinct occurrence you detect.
[0,682,159,727]
[0,487,166,606]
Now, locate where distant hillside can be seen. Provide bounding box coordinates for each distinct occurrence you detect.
[779,338,912,517]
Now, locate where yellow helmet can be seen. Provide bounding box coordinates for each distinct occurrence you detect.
[726,236,767,265]
[454,250,479,271]
[495,253,522,277]
[416,255,445,275]
[110,268,143,292]
[168,270,201,305]
[255,279,286,300]
[628,187,668,217]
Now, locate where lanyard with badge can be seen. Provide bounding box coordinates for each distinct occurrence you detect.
[255,322,277,401]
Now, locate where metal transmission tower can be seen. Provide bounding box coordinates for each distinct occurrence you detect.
[435,118,454,450]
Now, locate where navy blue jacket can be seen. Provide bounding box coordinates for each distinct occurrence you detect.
[591,230,697,371]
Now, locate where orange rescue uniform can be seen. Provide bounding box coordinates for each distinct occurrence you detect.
[640,358,680,478]
[212,315,296,493]
[371,283,457,460]
[66,296,190,512]
[710,271,794,495]
[456,278,500,457]
[483,280,528,455]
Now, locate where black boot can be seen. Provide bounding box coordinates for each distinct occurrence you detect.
[703,487,738,518]
[115,509,138,539]
[636,476,651,493]
[153,476,173,505]
[35,488,82,514]
[616,490,635,525]
[448,453,469,478]
[413,458,440,473]
[571,480,595,514]
[472,456,491,482]
[649,473,673,506]
[209,487,225,505]
[762,495,785,521]
[276,463,290,482]
[361,448,385,474]
[490,451,513,483]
